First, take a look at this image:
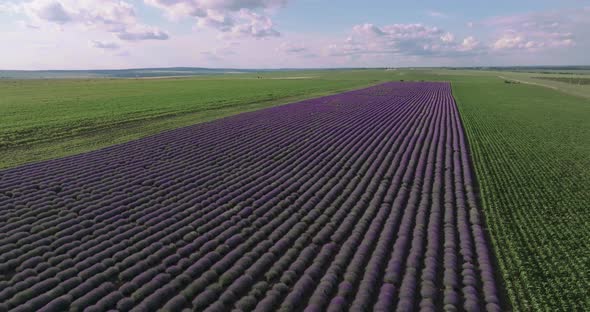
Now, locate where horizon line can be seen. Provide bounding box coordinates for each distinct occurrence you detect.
[1,65,590,72]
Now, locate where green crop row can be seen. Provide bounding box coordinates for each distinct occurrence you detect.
[453,76,590,311]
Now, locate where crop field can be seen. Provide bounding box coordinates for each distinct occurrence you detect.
[533,76,590,85]
[0,82,504,311]
[487,70,590,100]
[0,68,588,312]
[453,78,590,311]
[0,75,390,170]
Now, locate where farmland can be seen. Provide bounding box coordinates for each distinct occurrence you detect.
[0,73,391,169]
[486,71,590,100]
[0,68,589,311]
[453,77,590,311]
[533,76,590,85]
[0,82,503,311]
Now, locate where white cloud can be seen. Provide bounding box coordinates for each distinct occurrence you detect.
[145,0,288,16]
[224,10,279,38]
[492,32,573,50]
[460,36,481,51]
[492,33,525,50]
[0,2,21,14]
[486,9,584,51]
[21,0,169,41]
[2,2,588,69]
[353,23,385,36]
[145,0,285,38]
[441,32,455,43]
[30,1,71,23]
[117,28,169,41]
[90,40,120,49]
[328,23,484,58]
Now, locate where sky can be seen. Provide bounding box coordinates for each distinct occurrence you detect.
[0,0,589,69]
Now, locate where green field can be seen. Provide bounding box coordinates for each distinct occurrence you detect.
[452,75,590,311]
[534,76,590,85]
[0,71,398,169]
[490,71,590,100]
[1,69,589,311]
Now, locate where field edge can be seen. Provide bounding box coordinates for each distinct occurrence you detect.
[450,82,513,311]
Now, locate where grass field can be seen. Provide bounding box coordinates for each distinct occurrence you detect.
[489,71,590,100]
[0,72,395,169]
[533,76,590,85]
[1,68,588,310]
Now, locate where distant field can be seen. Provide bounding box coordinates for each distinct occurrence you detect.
[0,71,396,169]
[533,76,590,85]
[489,71,590,100]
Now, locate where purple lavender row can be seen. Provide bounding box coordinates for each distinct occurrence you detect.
[1,82,426,310]
[0,82,502,311]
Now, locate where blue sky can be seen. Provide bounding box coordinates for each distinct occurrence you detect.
[0,0,589,69]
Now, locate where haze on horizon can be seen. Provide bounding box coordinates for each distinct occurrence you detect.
[0,0,589,70]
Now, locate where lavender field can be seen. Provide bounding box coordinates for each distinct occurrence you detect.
[0,82,502,311]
